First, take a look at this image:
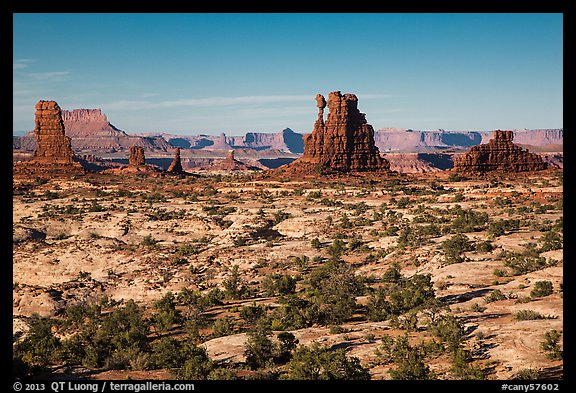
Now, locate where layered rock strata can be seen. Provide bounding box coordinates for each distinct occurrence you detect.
[32,101,75,164]
[288,91,393,173]
[454,130,548,173]
[129,146,146,166]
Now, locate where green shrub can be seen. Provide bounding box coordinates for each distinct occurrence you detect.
[152,292,182,334]
[475,241,494,253]
[449,207,488,233]
[223,265,248,299]
[244,324,275,370]
[285,342,370,380]
[240,303,267,325]
[451,347,485,380]
[488,219,520,237]
[388,335,434,380]
[212,317,235,338]
[441,234,472,264]
[311,237,321,249]
[367,273,436,321]
[539,231,562,252]
[14,315,61,368]
[176,343,214,380]
[485,289,507,303]
[504,250,555,276]
[540,330,562,360]
[262,274,297,296]
[514,368,541,380]
[513,310,545,320]
[530,281,553,298]
[305,259,364,325]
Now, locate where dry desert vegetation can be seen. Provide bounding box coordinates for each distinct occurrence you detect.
[13,169,563,381]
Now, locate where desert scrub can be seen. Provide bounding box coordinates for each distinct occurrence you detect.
[441,234,472,264]
[540,330,563,360]
[475,240,494,252]
[538,230,562,252]
[305,258,365,325]
[503,249,557,276]
[367,273,436,322]
[262,273,297,296]
[484,289,507,303]
[513,310,545,320]
[530,280,554,298]
[284,342,370,380]
[514,368,541,380]
[448,206,489,233]
[487,219,520,237]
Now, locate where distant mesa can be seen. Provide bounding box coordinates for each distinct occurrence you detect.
[374,128,562,153]
[14,107,169,153]
[283,91,395,174]
[454,130,548,173]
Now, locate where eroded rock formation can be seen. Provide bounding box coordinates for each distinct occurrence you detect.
[129,146,146,166]
[32,101,75,164]
[201,149,260,171]
[167,148,184,174]
[287,91,393,174]
[13,100,86,177]
[454,130,548,173]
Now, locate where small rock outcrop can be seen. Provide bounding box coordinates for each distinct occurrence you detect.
[454,130,548,173]
[102,145,162,175]
[286,91,393,174]
[167,148,184,174]
[202,149,260,171]
[129,146,146,166]
[32,100,75,164]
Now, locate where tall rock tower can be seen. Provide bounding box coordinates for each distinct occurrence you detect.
[291,91,392,173]
[32,100,75,164]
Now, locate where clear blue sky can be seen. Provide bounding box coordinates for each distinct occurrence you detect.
[13,13,563,135]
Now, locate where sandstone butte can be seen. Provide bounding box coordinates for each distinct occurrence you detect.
[454,130,548,173]
[284,91,394,174]
[14,100,85,175]
[166,147,184,174]
[129,146,146,167]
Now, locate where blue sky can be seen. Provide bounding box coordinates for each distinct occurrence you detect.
[13,13,563,135]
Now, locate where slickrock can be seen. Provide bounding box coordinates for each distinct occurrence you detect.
[454,130,548,173]
[167,148,184,174]
[284,91,394,174]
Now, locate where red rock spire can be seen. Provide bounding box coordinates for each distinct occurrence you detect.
[32,100,75,164]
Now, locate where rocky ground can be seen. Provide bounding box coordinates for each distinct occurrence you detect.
[13,168,563,380]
